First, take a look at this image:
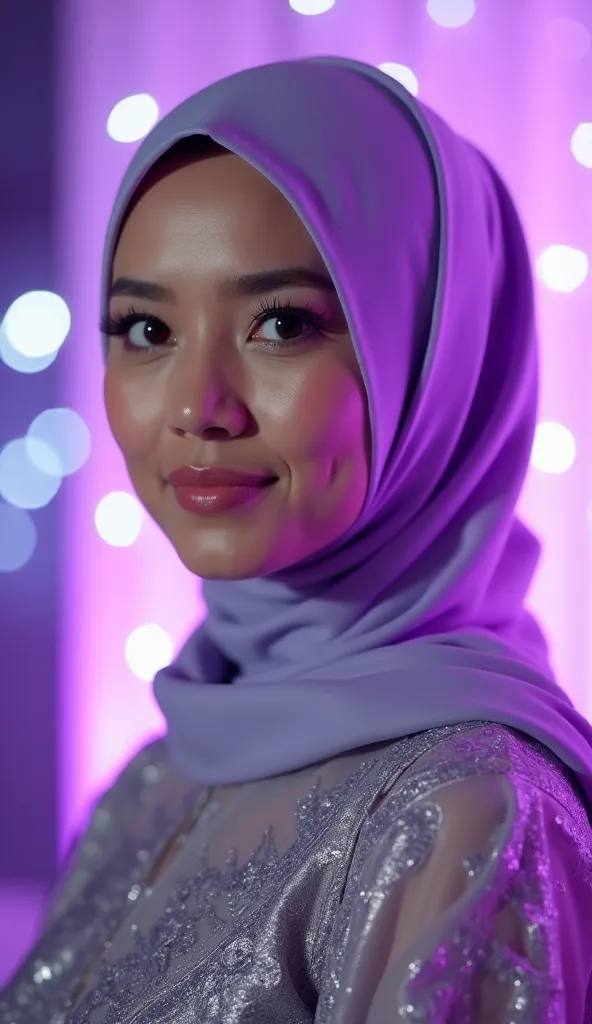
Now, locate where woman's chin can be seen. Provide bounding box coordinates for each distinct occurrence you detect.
[171,538,274,581]
[162,517,325,581]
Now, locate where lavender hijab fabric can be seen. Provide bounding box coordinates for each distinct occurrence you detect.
[101,57,592,798]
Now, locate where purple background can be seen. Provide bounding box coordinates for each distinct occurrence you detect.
[1,0,591,988]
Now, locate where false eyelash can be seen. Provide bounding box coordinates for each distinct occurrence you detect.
[98,297,331,348]
[99,306,149,336]
[250,295,330,333]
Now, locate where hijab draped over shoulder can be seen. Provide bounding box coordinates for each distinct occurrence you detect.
[100,57,592,803]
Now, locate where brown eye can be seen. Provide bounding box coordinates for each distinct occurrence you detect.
[257,311,311,342]
[251,303,330,347]
[127,317,171,350]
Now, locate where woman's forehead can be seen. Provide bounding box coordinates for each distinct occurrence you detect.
[113,153,327,276]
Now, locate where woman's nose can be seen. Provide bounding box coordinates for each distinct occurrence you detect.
[166,350,250,440]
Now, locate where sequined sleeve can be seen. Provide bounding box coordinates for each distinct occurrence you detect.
[316,728,592,1023]
[43,738,167,925]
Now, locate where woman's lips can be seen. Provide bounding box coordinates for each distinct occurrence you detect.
[166,466,278,515]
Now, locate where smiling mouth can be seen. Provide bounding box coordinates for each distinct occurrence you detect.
[170,477,277,515]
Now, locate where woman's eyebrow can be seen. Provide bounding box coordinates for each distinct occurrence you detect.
[109,267,335,304]
[218,267,336,297]
[110,277,175,302]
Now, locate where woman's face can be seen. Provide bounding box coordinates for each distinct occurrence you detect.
[104,147,370,580]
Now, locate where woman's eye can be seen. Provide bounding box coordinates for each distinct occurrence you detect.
[253,312,315,344]
[127,318,171,350]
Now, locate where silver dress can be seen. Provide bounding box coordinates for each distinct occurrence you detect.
[1,723,591,1022]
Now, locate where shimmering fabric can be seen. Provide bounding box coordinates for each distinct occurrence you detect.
[2,724,591,1022]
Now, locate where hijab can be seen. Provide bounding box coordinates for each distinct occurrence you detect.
[100,56,592,800]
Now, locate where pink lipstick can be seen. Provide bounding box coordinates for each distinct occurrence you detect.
[167,466,277,515]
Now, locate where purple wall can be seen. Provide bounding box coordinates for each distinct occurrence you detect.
[0,0,59,889]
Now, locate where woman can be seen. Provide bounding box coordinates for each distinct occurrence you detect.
[2,55,592,1022]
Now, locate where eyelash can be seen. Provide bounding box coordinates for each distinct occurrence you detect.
[99,297,330,354]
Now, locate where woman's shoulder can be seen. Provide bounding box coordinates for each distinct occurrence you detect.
[316,724,592,1020]
[358,722,592,907]
[74,735,171,839]
[378,721,587,819]
[46,737,173,923]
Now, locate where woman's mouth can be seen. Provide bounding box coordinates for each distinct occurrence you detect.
[166,465,278,516]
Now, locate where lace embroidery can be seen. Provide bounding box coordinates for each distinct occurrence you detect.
[1,724,587,1024]
[316,727,577,1023]
[0,743,204,1024]
[396,782,561,1022]
[64,756,384,1023]
[1,725,466,1023]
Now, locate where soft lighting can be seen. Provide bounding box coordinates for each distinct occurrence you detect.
[289,0,335,13]
[27,408,91,477]
[107,93,159,143]
[535,245,589,292]
[531,421,576,474]
[427,0,476,28]
[125,624,174,682]
[1,291,71,358]
[0,438,62,509]
[571,123,592,169]
[95,491,144,547]
[378,63,419,96]
[0,503,37,571]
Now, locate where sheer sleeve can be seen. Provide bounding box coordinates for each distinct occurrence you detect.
[42,738,167,925]
[316,727,592,1023]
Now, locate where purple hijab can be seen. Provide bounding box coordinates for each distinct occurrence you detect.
[100,56,592,799]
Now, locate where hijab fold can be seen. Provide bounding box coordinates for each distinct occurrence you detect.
[101,57,592,803]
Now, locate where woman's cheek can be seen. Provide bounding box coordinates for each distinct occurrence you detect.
[277,363,366,461]
[104,373,165,460]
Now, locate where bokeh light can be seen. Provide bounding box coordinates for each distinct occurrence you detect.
[23,438,62,477]
[125,624,174,682]
[378,63,419,96]
[535,245,589,292]
[0,438,62,509]
[1,291,71,359]
[427,0,476,29]
[0,503,37,572]
[545,18,591,62]
[288,0,335,13]
[531,421,576,474]
[0,321,58,374]
[27,408,91,477]
[107,93,159,143]
[571,123,592,169]
[94,491,144,547]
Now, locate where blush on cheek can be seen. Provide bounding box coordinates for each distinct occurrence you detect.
[290,384,368,514]
[323,391,369,510]
[311,386,367,463]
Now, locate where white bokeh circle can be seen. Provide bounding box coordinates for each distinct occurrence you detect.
[378,63,419,96]
[107,94,159,143]
[125,624,174,682]
[95,491,144,547]
[531,421,576,475]
[535,245,589,292]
